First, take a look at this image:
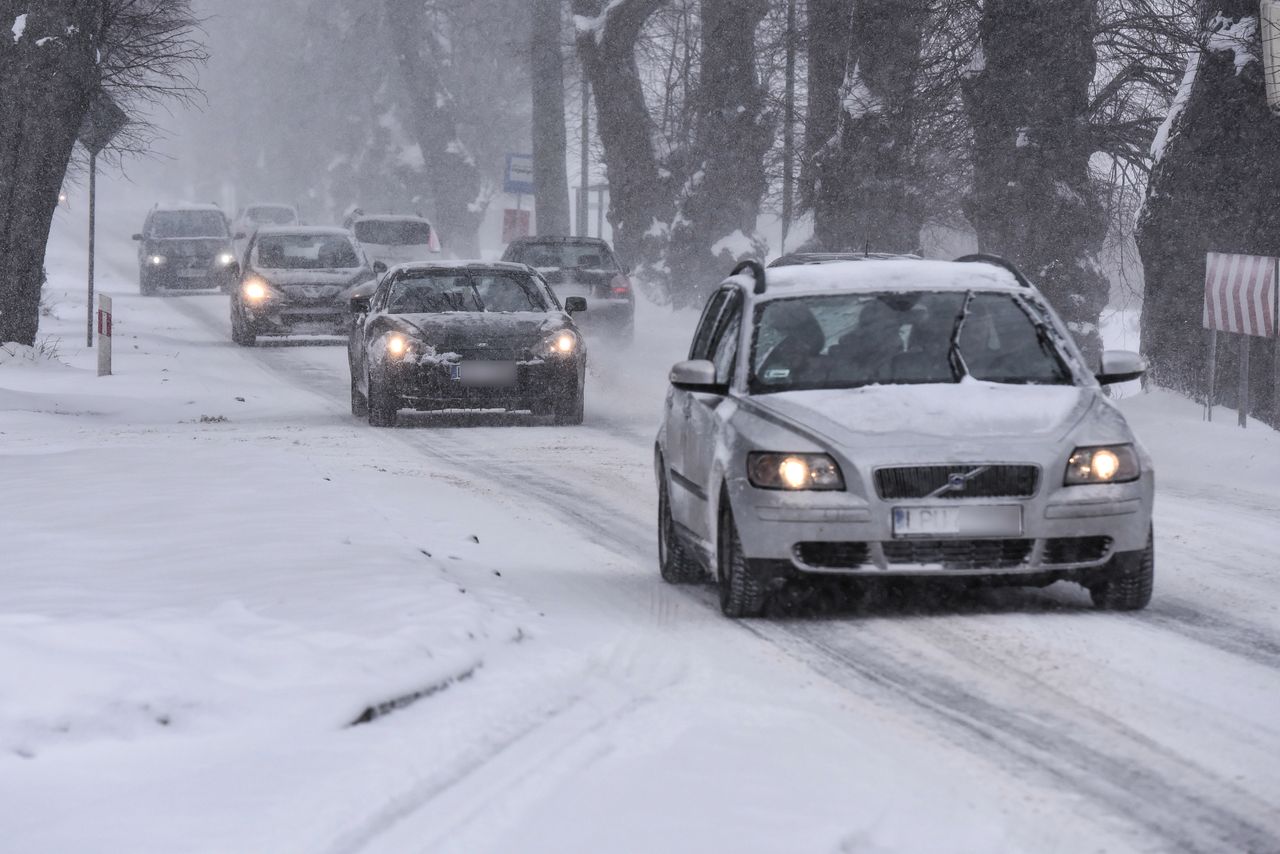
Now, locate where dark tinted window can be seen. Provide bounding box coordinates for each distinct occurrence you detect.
[150,211,228,239]
[254,233,361,270]
[354,220,433,246]
[509,241,617,271]
[386,270,549,314]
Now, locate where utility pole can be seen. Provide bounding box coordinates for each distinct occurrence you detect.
[578,76,591,237]
[781,0,797,253]
[87,152,97,346]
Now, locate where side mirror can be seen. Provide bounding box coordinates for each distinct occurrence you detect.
[131,233,143,241]
[373,261,388,275]
[564,296,587,314]
[1096,350,1147,385]
[670,359,725,394]
[350,295,371,314]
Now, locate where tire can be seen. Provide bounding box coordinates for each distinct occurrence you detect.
[658,466,703,584]
[716,497,769,618]
[350,372,369,417]
[1087,528,1154,611]
[367,373,398,427]
[553,382,585,426]
[230,305,256,347]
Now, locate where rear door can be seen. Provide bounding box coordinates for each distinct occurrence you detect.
[665,286,734,530]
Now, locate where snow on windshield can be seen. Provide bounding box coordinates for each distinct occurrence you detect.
[388,270,549,313]
[254,233,360,270]
[150,210,228,239]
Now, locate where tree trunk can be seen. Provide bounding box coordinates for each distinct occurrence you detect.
[665,0,772,303]
[385,0,486,257]
[0,2,102,345]
[809,0,927,253]
[963,0,1109,365]
[572,0,670,276]
[1137,4,1280,424]
[803,0,854,211]
[531,0,571,236]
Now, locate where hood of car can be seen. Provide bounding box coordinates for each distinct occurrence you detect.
[747,381,1095,451]
[393,311,569,352]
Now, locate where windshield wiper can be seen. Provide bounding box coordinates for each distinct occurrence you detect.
[1012,295,1073,380]
[948,290,974,381]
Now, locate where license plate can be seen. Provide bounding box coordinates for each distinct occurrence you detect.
[892,505,1023,538]
[452,361,517,386]
[176,268,207,278]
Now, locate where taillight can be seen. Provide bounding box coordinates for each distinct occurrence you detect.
[610,274,632,296]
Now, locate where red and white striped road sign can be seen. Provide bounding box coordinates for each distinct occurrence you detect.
[1203,252,1277,338]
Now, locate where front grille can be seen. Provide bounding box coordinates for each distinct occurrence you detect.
[1042,536,1112,565]
[794,542,871,569]
[875,464,1039,500]
[882,539,1033,570]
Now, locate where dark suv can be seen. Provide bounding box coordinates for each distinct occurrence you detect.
[501,236,635,344]
[133,205,238,295]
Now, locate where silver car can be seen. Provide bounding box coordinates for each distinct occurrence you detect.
[656,256,1155,617]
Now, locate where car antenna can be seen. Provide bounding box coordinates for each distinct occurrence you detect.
[732,260,767,295]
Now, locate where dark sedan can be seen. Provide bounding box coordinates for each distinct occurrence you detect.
[348,262,587,427]
[501,236,634,345]
[230,227,374,345]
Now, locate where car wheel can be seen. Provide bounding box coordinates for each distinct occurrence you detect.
[1087,527,1154,611]
[230,306,256,347]
[367,372,398,428]
[658,464,703,584]
[350,372,369,417]
[553,383,585,426]
[716,495,769,618]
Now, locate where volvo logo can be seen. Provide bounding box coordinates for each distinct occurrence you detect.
[929,466,989,498]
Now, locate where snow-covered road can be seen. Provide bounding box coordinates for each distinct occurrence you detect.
[4,233,1280,851]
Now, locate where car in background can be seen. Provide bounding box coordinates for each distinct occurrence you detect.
[133,204,237,296]
[230,226,374,345]
[232,203,299,254]
[657,256,1154,617]
[351,214,441,269]
[501,236,634,345]
[348,261,587,427]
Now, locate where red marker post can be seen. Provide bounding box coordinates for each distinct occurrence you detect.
[97,294,112,377]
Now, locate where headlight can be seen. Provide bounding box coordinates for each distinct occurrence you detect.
[1064,444,1140,485]
[217,252,236,266]
[242,279,269,301]
[149,255,166,266]
[748,452,845,491]
[385,333,413,359]
[539,329,579,357]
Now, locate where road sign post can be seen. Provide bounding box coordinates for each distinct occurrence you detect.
[97,294,112,376]
[1202,251,1278,427]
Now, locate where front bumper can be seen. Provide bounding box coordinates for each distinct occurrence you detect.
[729,471,1154,578]
[244,302,350,336]
[147,265,237,290]
[381,356,582,412]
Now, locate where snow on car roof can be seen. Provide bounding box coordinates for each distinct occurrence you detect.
[389,260,530,274]
[746,259,1025,299]
[354,214,432,224]
[153,202,224,213]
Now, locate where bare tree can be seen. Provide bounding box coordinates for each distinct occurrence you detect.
[0,0,203,345]
[532,0,571,235]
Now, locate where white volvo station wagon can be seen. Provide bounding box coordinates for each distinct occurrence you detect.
[656,256,1155,617]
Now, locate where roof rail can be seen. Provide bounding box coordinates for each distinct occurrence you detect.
[731,259,767,295]
[953,253,1032,288]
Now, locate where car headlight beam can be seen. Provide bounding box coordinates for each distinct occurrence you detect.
[149,254,166,266]
[539,329,579,357]
[242,279,269,301]
[217,252,236,267]
[1064,444,1140,485]
[386,333,410,358]
[748,452,845,491]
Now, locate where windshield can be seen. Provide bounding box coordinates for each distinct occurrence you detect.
[387,270,550,313]
[749,291,1073,393]
[245,206,296,225]
[510,242,616,271]
[354,220,433,246]
[254,233,362,270]
[150,210,228,239]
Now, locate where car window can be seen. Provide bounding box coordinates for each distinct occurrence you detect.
[150,210,228,239]
[384,271,550,314]
[472,273,550,312]
[711,302,742,385]
[749,291,1073,393]
[509,242,618,271]
[354,220,432,246]
[254,233,361,270]
[690,288,733,360]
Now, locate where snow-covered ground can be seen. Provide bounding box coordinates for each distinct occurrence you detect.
[3,186,1280,853]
